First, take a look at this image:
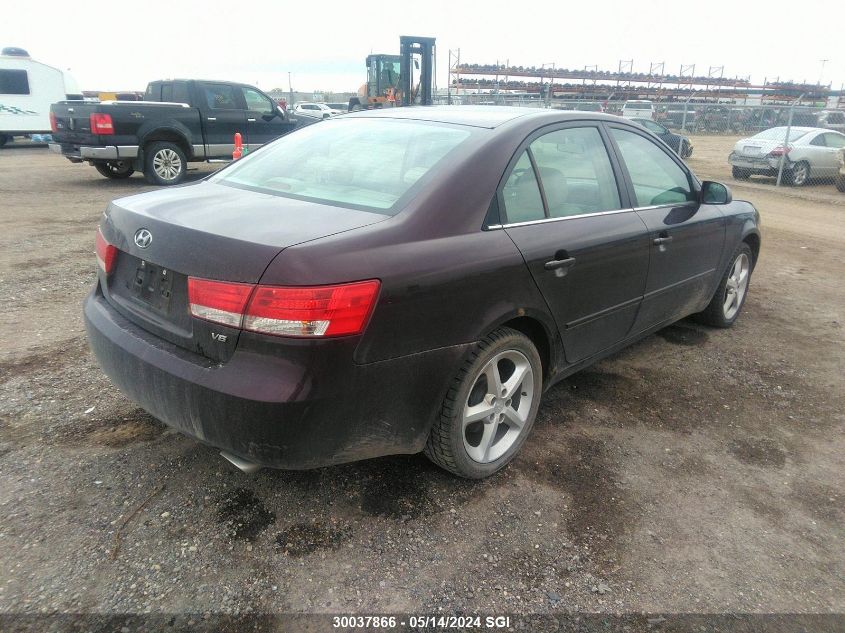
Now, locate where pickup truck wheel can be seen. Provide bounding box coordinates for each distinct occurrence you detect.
[94,161,134,179]
[144,142,186,186]
[424,327,542,479]
[695,243,753,328]
[836,175,845,193]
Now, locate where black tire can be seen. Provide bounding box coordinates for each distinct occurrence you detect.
[695,243,753,328]
[143,141,186,186]
[424,327,543,478]
[682,141,693,159]
[732,166,750,180]
[785,161,810,187]
[0,134,8,148]
[94,160,134,179]
[836,175,845,193]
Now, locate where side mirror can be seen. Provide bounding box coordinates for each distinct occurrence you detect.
[701,181,732,205]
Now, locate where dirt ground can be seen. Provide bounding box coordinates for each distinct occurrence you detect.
[0,137,843,624]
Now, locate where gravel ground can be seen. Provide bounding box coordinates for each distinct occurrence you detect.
[0,138,843,625]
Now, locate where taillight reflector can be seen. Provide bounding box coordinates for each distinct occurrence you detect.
[96,228,117,274]
[49,112,58,132]
[768,145,790,157]
[187,278,380,337]
[90,113,114,135]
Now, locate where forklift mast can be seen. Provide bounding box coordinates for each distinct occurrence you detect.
[399,36,436,106]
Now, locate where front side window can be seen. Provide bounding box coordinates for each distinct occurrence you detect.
[529,127,622,217]
[0,69,30,95]
[242,88,273,114]
[211,119,471,213]
[610,128,695,207]
[501,151,545,223]
[203,83,240,110]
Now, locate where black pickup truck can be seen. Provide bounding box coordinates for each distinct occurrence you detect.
[49,79,306,185]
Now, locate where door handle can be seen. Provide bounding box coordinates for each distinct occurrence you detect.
[207,117,217,121]
[653,235,673,245]
[544,256,576,271]
[247,118,256,122]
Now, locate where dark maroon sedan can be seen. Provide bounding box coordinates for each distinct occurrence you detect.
[85,107,761,478]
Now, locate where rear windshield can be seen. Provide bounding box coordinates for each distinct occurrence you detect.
[752,127,809,142]
[212,118,472,213]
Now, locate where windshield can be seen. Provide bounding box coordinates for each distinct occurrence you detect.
[752,127,809,142]
[211,119,472,213]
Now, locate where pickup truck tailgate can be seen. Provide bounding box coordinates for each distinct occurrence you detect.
[51,102,98,144]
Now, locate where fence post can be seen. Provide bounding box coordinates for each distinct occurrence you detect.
[776,93,805,187]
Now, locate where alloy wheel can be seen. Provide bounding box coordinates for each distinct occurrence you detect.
[152,149,183,181]
[462,350,534,463]
[723,253,750,320]
[792,163,809,186]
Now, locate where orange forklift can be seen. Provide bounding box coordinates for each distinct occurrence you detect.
[348,36,435,111]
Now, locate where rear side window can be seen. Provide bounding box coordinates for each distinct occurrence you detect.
[171,82,189,104]
[530,127,622,217]
[610,128,695,207]
[0,69,30,94]
[203,83,241,110]
[145,83,161,101]
[502,151,545,224]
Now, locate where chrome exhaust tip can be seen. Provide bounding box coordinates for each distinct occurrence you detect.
[220,450,263,474]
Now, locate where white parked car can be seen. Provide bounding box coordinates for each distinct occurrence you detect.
[621,100,654,120]
[292,102,336,119]
[728,126,845,186]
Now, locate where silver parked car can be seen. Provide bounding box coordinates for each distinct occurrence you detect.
[729,126,845,186]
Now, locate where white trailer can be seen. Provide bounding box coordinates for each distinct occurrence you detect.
[1,47,80,146]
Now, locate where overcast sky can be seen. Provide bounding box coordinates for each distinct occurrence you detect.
[3,0,843,94]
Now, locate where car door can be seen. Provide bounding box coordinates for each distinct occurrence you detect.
[195,82,247,158]
[606,124,726,332]
[500,123,650,364]
[811,132,845,177]
[240,86,294,151]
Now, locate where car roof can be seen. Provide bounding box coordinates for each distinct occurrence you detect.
[344,105,620,129]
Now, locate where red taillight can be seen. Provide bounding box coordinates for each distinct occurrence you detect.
[768,145,790,157]
[96,228,117,274]
[49,112,58,132]
[187,278,381,337]
[187,278,254,328]
[90,113,114,135]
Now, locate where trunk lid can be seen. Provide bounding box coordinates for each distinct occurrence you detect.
[99,181,388,361]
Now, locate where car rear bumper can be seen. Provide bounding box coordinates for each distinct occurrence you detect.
[50,143,139,161]
[84,288,472,469]
[729,152,782,173]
